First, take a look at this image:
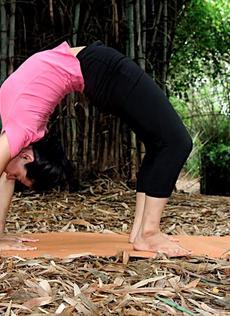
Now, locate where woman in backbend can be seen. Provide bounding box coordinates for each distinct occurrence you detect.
[0,41,192,255]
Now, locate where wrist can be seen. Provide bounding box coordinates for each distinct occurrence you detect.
[0,222,5,234]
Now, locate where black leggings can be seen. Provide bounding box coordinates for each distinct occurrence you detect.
[77,41,193,197]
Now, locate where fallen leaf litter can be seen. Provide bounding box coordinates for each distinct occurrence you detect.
[0,178,229,315]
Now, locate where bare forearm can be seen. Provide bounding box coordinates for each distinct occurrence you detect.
[0,173,15,233]
[0,133,11,177]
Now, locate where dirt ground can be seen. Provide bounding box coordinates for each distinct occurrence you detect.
[0,177,229,315]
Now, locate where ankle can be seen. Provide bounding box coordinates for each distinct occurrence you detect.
[139,228,160,238]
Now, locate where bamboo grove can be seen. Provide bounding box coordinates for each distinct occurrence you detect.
[0,0,189,188]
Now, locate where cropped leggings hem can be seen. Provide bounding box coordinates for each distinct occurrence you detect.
[136,190,171,198]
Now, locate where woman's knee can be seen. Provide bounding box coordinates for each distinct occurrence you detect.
[174,131,193,160]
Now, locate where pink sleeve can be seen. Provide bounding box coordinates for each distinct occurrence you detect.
[3,122,31,158]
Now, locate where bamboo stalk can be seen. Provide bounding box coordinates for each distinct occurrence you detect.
[135,0,144,69]
[162,0,168,91]
[96,114,100,171]
[66,100,72,160]
[58,104,65,148]
[73,2,80,46]
[91,106,96,166]
[135,0,146,163]
[125,0,129,56]
[127,0,135,59]
[141,0,146,61]
[115,117,120,170]
[8,0,16,75]
[127,0,137,184]
[110,117,115,162]
[140,0,146,162]
[70,3,81,167]
[112,0,119,43]
[49,0,54,26]
[0,0,7,84]
[83,103,89,170]
[69,96,78,165]
[150,2,163,80]
[101,130,109,171]
[119,124,124,175]
[151,1,163,50]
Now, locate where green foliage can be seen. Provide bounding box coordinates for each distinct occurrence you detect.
[185,133,204,178]
[169,96,189,121]
[200,116,229,169]
[170,74,229,180]
[200,123,230,195]
[206,143,230,168]
[197,115,228,181]
[168,0,230,186]
[169,0,230,91]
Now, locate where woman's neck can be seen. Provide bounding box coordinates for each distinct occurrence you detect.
[69,46,86,57]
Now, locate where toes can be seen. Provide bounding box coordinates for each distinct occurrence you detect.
[157,246,191,257]
[169,237,179,242]
[170,248,192,257]
[164,234,179,243]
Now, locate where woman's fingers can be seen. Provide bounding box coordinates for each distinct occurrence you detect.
[15,237,39,243]
[5,244,37,251]
[0,241,37,251]
[0,235,39,243]
[0,235,39,251]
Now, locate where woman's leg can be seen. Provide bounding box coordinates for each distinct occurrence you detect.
[129,192,146,243]
[133,196,189,256]
[119,73,193,256]
[129,192,179,244]
[78,42,192,256]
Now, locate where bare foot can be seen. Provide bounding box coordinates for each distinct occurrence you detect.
[130,231,179,244]
[165,234,179,242]
[133,231,191,257]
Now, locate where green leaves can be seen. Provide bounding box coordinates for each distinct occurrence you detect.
[169,0,230,89]
[203,143,230,169]
[168,0,229,184]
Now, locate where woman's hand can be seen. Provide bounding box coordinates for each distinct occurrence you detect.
[0,234,38,251]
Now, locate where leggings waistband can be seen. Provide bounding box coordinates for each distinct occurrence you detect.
[77,40,104,60]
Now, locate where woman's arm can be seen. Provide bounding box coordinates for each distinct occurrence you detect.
[0,133,11,176]
[0,133,12,232]
[0,172,15,233]
[0,135,39,250]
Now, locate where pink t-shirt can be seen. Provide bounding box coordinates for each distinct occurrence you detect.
[0,41,84,158]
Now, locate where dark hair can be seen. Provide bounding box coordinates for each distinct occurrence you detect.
[25,136,74,191]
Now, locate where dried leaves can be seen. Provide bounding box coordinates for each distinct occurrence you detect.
[0,256,229,315]
[0,178,229,315]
